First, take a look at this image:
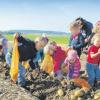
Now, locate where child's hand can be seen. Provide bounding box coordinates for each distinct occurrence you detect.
[50,71,54,77]
[98,48,100,54]
[85,38,89,43]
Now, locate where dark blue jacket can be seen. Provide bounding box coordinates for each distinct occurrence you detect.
[17,36,37,69]
[69,33,85,57]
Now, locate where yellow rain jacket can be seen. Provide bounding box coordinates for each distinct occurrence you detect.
[41,54,54,74]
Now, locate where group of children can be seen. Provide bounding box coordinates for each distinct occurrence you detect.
[69,19,100,87]
[0,18,100,89]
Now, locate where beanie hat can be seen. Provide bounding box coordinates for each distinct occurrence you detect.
[67,50,78,60]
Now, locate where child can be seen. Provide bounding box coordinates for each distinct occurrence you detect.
[61,50,81,79]
[33,36,49,70]
[69,21,85,57]
[5,48,12,68]
[0,33,8,56]
[86,34,100,87]
[75,17,93,38]
[52,43,66,78]
[88,21,100,45]
[41,42,54,75]
[10,33,45,87]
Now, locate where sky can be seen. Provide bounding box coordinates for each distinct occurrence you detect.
[0,0,100,32]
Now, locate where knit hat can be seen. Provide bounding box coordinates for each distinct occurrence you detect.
[96,21,100,25]
[67,50,78,60]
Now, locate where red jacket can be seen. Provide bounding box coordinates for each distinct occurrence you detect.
[87,45,100,64]
[53,46,66,73]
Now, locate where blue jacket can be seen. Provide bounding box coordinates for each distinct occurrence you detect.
[69,33,84,57]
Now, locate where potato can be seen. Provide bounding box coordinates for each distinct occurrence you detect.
[77,97,82,100]
[57,89,64,96]
[95,89,100,94]
[70,94,76,100]
[94,94,100,100]
[74,89,84,97]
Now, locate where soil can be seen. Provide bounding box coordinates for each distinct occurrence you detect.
[0,54,100,100]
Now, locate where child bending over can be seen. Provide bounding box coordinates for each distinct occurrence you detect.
[62,49,81,79]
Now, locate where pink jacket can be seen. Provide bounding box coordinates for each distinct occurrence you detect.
[64,57,81,78]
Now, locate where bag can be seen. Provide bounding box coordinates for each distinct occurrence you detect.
[10,38,19,82]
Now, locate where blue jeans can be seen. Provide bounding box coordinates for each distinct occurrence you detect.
[5,53,11,67]
[18,63,26,86]
[3,47,8,56]
[86,63,100,86]
[68,67,74,79]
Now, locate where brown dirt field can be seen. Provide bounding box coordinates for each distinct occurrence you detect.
[0,43,99,100]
